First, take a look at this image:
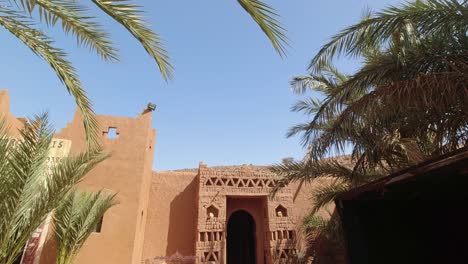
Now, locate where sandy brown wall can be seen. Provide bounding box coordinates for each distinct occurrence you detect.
[142,171,198,262]
[290,178,336,221]
[51,110,156,264]
[0,90,27,137]
[142,168,337,264]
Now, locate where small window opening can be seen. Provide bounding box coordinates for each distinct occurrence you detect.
[207,205,219,219]
[104,127,119,139]
[94,216,103,233]
[275,205,288,217]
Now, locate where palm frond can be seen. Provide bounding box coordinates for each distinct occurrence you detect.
[237,0,288,57]
[311,72,467,162]
[283,2,467,253]
[308,0,466,72]
[0,114,53,264]
[303,213,329,232]
[290,75,336,95]
[288,63,354,147]
[291,28,467,168]
[29,0,118,61]
[303,212,345,250]
[54,190,117,264]
[0,114,108,264]
[269,158,373,196]
[310,181,350,215]
[91,0,173,81]
[289,76,318,95]
[290,97,323,116]
[0,8,99,147]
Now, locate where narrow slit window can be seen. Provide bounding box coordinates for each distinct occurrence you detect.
[94,216,103,233]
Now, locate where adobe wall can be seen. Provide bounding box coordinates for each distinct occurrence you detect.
[142,165,336,264]
[52,109,156,264]
[0,90,27,137]
[0,90,156,264]
[142,171,198,262]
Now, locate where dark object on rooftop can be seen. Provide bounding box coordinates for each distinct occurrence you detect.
[335,148,468,264]
[146,102,157,111]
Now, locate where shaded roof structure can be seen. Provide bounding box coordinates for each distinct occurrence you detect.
[335,148,468,264]
[337,147,468,200]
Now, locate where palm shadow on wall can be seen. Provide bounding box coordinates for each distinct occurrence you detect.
[166,176,198,257]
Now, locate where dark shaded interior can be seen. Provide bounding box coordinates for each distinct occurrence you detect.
[336,150,468,264]
[227,210,256,264]
[13,253,22,264]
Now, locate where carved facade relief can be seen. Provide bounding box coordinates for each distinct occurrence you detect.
[195,163,296,264]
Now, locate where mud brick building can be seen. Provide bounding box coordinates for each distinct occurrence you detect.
[1,90,330,264]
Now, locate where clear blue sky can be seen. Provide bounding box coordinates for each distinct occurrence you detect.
[0,0,400,170]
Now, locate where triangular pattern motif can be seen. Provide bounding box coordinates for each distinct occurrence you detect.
[252,179,260,187]
[238,179,246,187]
[215,178,223,186]
[268,180,275,187]
[247,179,255,187]
[205,178,213,186]
[233,178,240,186]
[205,175,280,189]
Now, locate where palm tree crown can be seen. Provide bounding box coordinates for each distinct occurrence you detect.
[0,114,109,264]
[270,0,467,249]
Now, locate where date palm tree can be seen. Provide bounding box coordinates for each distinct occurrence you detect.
[0,0,288,146]
[304,0,467,161]
[0,114,109,264]
[54,190,117,264]
[271,1,467,251]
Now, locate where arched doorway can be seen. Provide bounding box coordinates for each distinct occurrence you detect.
[227,210,256,264]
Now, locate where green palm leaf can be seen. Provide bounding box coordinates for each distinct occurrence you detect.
[308,0,466,72]
[0,9,99,147]
[237,0,289,57]
[32,0,118,61]
[303,212,344,247]
[0,114,108,264]
[54,190,117,264]
[269,158,383,197]
[91,0,173,81]
[310,181,350,215]
[278,2,467,253]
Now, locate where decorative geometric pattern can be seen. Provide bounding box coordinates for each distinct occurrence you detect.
[204,177,279,188]
[195,163,296,264]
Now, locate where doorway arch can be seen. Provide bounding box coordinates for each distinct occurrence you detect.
[227,210,256,264]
